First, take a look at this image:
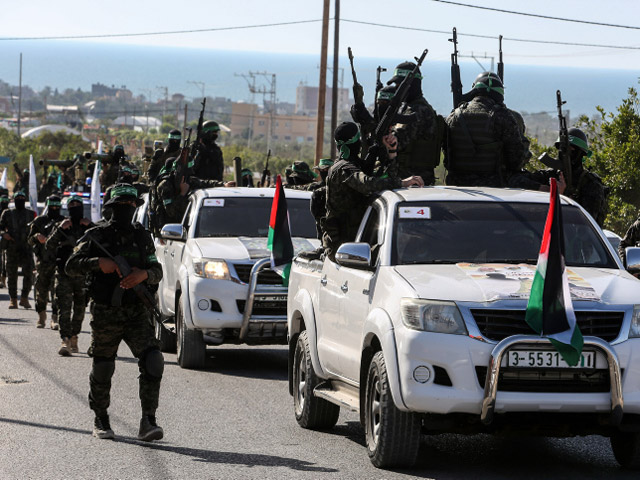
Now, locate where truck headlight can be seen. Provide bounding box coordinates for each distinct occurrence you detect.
[193,258,230,280]
[400,298,467,335]
[630,306,640,338]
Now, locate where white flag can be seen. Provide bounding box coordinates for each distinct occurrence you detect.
[0,168,6,189]
[29,155,38,214]
[90,140,103,222]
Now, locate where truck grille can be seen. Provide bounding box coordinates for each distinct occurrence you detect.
[470,309,624,342]
[236,299,287,316]
[475,366,614,393]
[233,264,284,285]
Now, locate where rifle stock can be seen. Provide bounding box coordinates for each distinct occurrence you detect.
[556,90,572,193]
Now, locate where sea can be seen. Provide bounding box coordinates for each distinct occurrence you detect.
[0,40,638,118]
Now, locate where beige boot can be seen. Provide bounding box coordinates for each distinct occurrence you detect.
[9,298,18,310]
[19,296,31,309]
[37,311,46,328]
[69,335,79,353]
[50,314,59,331]
[58,338,72,357]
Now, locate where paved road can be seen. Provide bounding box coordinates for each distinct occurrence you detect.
[0,288,636,479]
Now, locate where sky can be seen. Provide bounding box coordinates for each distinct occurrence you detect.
[2,0,640,70]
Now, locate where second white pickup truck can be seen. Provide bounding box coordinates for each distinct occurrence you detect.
[287,186,640,469]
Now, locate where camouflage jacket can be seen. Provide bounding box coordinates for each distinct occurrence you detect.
[571,167,608,227]
[157,175,225,225]
[46,218,94,272]
[323,158,401,258]
[619,218,640,265]
[28,213,61,263]
[1,207,36,254]
[148,146,181,182]
[192,142,224,181]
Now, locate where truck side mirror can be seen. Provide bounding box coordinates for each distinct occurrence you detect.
[161,223,185,241]
[336,243,372,269]
[625,247,640,275]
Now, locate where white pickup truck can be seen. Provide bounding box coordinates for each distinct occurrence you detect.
[287,186,640,469]
[157,187,319,369]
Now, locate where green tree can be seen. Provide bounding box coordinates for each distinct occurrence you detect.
[578,86,640,234]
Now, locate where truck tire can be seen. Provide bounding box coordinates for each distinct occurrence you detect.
[176,299,206,369]
[293,331,340,429]
[364,351,420,468]
[155,320,177,353]
[611,431,640,469]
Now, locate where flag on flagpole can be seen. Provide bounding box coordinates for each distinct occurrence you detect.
[525,177,584,366]
[267,174,294,286]
[90,140,103,222]
[28,155,38,213]
[0,168,6,189]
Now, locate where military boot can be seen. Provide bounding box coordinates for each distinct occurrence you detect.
[9,298,18,310]
[69,335,79,353]
[50,314,59,331]
[138,415,163,442]
[37,311,46,328]
[93,415,114,439]
[58,338,72,357]
[19,296,31,309]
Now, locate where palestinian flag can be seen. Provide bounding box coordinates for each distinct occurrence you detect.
[267,175,294,286]
[525,177,584,366]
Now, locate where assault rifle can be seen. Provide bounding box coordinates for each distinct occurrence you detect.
[85,232,162,325]
[13,162,23,182]
[373,49,428,145]
[497,35,504,83]
[261,149,271,187]
[374,66,387,122]
[193,97,207,149]
[556,90,572,193]
[347,47,364,105]
[449,28,463,110]
[174,128,193,188]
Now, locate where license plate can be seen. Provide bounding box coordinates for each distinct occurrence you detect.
[503,350,596,369]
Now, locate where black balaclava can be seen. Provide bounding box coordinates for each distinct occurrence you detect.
[111,202,136,228]
[48,206,61,221]
[68,202,83,223]
[334,122,362,162]
[14,198,26,210]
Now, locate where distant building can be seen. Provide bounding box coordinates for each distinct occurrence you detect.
[91,83,131,100]
[112,115,162,132]
[295,83,350,115]
[230,102,316,143]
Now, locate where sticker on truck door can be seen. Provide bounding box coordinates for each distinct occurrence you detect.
[203,199,225,207]
[399,207,431,219]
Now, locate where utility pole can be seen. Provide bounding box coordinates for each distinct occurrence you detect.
[236,71,277,152]
[315,0,330,163]
[330,0,340,162]
[188,81,205,99]
[157,86,168,121]
[17,53,22,137]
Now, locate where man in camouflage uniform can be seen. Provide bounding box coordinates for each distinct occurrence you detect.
[241,168,254,187]
[0,191,36,309]
[309,158,333,241]
[445,72,526,187]
[157,162,234,226]
[148,130,181,183]
[65,184,165,441]
[286,161,316,187]
[388,61,445,185]
[100,144,128,190]
[0,190,9,288]
[618,219,640,267]
[46,195,93,356]
[192,121,224,181]
[29,194,63,328]
[323,122,423,260]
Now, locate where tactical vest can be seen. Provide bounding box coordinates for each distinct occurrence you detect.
[574,169,609,227]
[447,101,504,175]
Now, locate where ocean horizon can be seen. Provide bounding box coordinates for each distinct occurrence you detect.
[0,40,638,119]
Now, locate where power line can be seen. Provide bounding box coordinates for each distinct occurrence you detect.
[0,19,323,41]
[429,0,640,31]
[342,19,640,50]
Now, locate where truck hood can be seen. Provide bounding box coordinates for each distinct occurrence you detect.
[192,236,318,262]
[393,263,640,305]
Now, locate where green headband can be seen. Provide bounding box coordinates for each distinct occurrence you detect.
[569,135,593,157]
[203,124,220,133]
[167,133,181,140]
[336,130,361,160]
[68,195,83,204]
[111,185,138,199]
[377,90,395,101]
[317,158,334,168]
[474,79,504,97]
[393,68,423,80]
[46,200,62,207]
[1,196,9,202]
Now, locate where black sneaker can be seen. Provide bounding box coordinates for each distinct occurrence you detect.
[138,415,163,442]
[93,415,115,439]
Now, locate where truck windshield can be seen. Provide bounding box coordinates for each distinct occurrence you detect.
[392,201,617,268]
[195,197,316,238]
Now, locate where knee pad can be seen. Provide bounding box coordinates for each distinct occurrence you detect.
[139,348,164,380]
[91,357,116,383]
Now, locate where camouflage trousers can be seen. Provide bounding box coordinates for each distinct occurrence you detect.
[88,302,162,416]
[6,246,34,299]
[56,271,86,339]
[35,261,58,314]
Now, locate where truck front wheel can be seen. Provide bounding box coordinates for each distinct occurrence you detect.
[176,299,206,369]
[293,330,339,429]
[611,431,640,469]
[364,351,420,468]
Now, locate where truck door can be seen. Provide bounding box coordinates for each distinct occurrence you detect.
[164,201,192,311]
[317,259,344,376]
